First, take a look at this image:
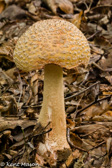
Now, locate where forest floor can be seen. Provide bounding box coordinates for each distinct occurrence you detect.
[0,0,112,167]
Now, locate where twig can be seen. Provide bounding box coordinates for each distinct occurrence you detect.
[33,122,52,137]
[17,71,23,103]
[87,30,101,41]
[92,62,112,72]
[89,140,105,151]
[84,0,93,13]
[0,68,13,84]
[67,128,88,152]
[34,128,52,137]
[65,81,100,101]
[74,95,111,115]
[80,127,105,138]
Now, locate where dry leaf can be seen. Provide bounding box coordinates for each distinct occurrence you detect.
[43,0,73,14]
[71,11,83,28]
[31,73,38,104]
[106,137,112,156]
[67,118,75,128]
[0,1,5,14]
[98,0,112,5]
[0,41,14,62]
[0,4,27,20]
[70,132,83,147]
[62,150,81,167]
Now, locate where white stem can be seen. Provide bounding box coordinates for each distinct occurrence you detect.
[38,64,69,150]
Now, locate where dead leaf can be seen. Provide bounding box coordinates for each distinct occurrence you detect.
[0,119,36,132]
[5,67,17,80]
[99,49,112,69]
[70,132,83,147]
[94,35,111,47]
[98,0,112,6]
[0,41,14,62]
[61,11,82,28]
[74,124,105,134]
[0,1,5,14]
[67,118,75,128]
[61,150,81,168]
[0,5,27,20]
[82,99,111,121]
[106,137,112,155]
[43,0,73,14]
[31,73,38,104]
[71,11,83,28]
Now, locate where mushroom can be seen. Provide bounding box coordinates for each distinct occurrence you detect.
[13,19,91,165]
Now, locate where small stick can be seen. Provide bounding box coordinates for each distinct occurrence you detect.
[65,81,100,101]
[87,30,101,41]
[74,95,111,115]
[92,62,112,72]
[67,128,88,152]
[80,127,104,138]
[89,141,105,151]
[0,68,13,84]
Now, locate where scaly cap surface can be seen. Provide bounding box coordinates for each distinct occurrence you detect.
[13,19,91,72]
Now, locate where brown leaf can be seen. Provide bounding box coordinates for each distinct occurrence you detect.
[43,0,73,14]
[74,124,105,134]
[5,67,17,80]
[99,49,112,69]
[0,119,36,132]
[98,0,112,6]
[70,132,83,147]
[67,118,75,128]
[0,1,5,14]
[0,41,14,62]
[106,137,112,156]
[31,73,38,104]
[71,11,83,28]
[61,11,82,28]
[0,5,27,20]
[61,150,81,168]
[94,35,111,48]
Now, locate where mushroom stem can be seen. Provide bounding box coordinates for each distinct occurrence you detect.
[38,64,70,151]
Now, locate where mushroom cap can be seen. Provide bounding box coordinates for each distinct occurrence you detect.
[13,19,91,72]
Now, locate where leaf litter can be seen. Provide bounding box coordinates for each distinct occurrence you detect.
[0,0,112,167]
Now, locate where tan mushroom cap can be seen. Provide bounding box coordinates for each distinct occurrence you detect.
[13,19,91,72]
